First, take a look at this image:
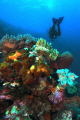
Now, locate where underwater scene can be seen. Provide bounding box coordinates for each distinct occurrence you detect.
[0,0,80,120]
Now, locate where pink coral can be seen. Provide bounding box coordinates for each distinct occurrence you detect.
[48,90,65,104]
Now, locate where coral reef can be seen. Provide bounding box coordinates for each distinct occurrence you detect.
[0,34,79,120]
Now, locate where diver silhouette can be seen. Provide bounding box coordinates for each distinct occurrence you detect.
[49,17,64,41]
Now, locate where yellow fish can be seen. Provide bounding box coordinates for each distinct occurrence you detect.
[9,51,22,61]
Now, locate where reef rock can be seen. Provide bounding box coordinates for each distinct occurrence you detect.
[56,51,74,69]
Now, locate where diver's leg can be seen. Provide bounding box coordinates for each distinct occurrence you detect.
[57,24,61,36]
[57,17,64,36]
[49,24,55,37]
[52,18,58,24]
[58,17,64,24]
[52,24,55,30]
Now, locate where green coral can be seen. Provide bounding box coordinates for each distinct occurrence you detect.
[5,105,31,120]
[47,76,52,84]
[67,85,77,94]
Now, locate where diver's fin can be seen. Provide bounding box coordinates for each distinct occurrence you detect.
[58,17,64,24]
[52,18,59,24]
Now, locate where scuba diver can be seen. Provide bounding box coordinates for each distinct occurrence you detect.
[49,17,64,41]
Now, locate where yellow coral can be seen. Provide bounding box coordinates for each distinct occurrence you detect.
[9,51,22,61]
[49,49,59,60]
[30,65,36,73]
[35,38,59,61]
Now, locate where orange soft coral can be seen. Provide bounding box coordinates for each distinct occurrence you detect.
[37,64,50,76]
[9,51,22,61]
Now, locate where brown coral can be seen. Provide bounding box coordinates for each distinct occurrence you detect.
[0,34,37,54]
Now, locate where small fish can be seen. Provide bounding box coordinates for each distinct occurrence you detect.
[9,51,22,61]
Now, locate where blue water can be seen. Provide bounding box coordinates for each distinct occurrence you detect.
[0,0,80,83]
